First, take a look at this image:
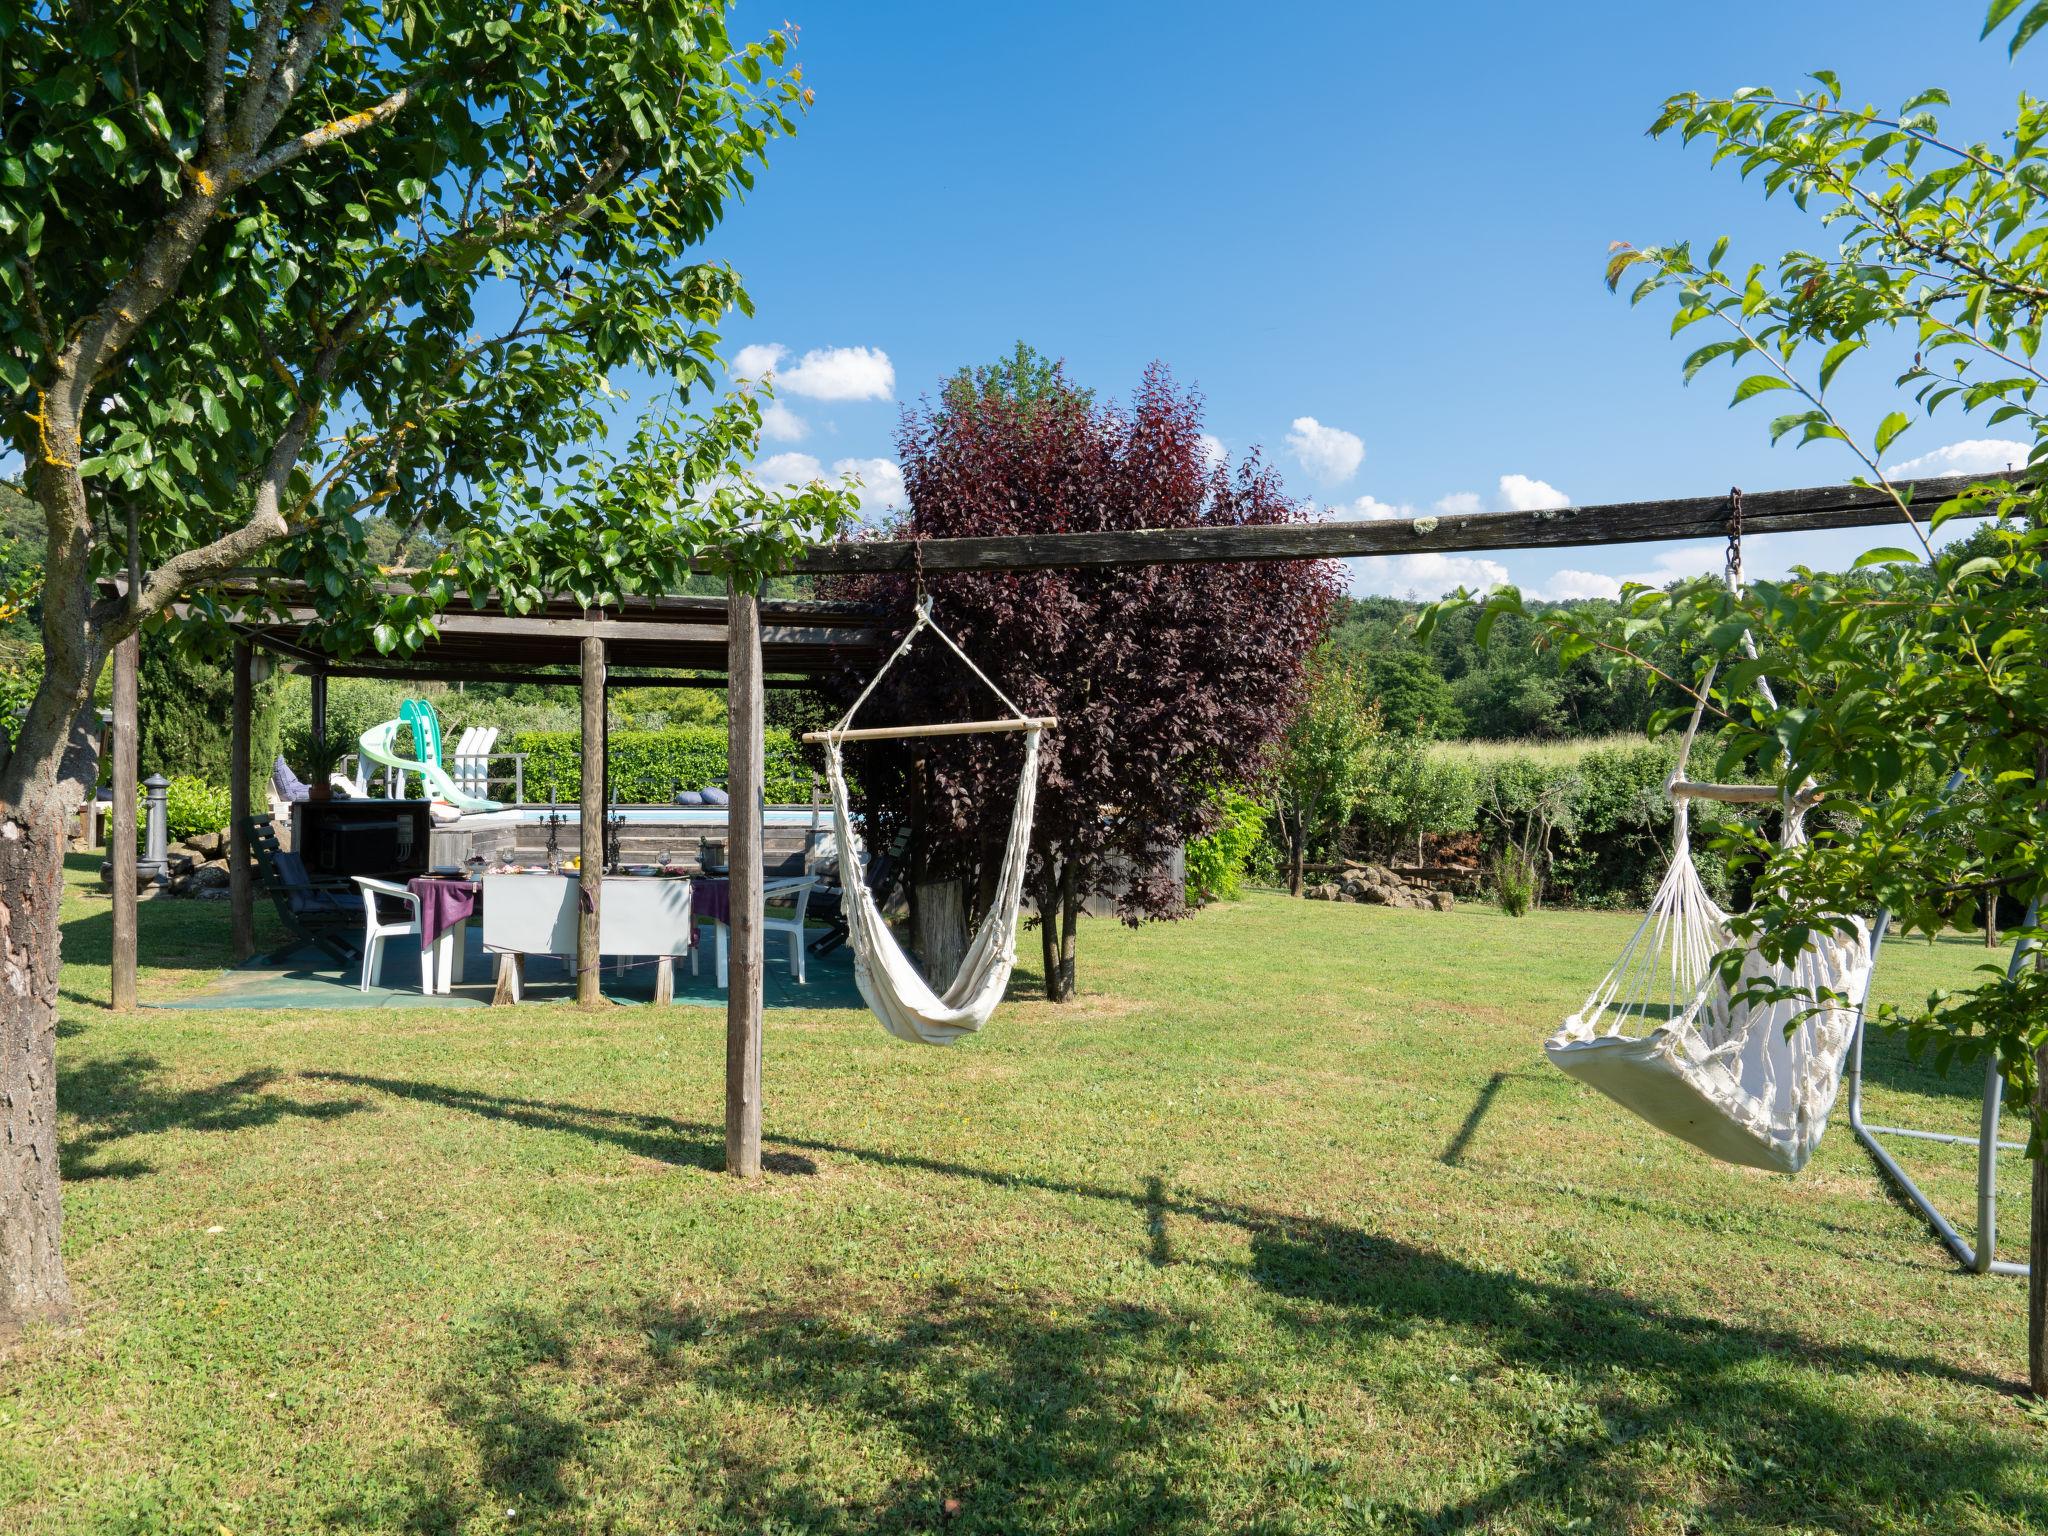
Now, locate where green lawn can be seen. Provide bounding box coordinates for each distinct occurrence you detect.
[4,855,2041,1534]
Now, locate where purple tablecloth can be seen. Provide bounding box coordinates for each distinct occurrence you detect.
[693,877,730,926]
[410,876,479,950]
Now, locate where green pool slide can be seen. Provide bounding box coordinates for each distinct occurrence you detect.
[357,697,501,812]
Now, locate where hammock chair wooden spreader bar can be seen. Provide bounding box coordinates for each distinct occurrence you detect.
[803,715,1058,744]
[815,599,1055,1046]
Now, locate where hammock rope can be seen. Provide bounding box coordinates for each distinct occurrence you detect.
[813,601,1050,1046]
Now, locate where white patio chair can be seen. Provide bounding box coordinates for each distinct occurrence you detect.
[450,726,500,800]
[354,876,429,994]
[712,877,818,988]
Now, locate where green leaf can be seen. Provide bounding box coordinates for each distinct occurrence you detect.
[0,353,27,393]
[1817,337,1862,393]
[1873,410,1910,456]
[1853,546,1921,567]
[1731,373,1790,405]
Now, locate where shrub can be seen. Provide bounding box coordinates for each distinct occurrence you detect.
[1491,848,1537,917]
[508,726,814,804]
[1355,737,1479,861]
[135,776,232,850]
[1186,789,1268,906]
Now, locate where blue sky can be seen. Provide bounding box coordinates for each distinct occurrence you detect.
[707,0,2040,599]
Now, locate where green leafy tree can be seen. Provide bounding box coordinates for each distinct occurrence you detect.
[1271,650,1382,896]
[1443,4,2048,1392]
[0,1,855,1330]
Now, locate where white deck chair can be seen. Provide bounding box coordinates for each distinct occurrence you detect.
[450,726,499,801]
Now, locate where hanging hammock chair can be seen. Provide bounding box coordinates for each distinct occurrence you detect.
[1545,645,1877,1175]
[804,600,1056,1047]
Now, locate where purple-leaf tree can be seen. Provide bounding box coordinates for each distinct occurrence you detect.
[822,354,1337,1003]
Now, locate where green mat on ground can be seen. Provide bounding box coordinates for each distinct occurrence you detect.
[151,927,865,1011]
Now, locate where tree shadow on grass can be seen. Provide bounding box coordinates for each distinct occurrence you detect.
[60,1053,367,1179]
[310,1072,2042,1535]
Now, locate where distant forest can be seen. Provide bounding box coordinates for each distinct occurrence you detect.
[1325,595,1675,741]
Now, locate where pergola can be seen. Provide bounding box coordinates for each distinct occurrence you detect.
[99,470,1998,1178]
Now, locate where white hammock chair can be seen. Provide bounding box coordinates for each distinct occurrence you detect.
[1545,652,1875,1174]
[806,601,1055,1047]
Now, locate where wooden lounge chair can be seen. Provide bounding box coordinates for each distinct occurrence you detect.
[807,828,911,957]
[244,814,363,964]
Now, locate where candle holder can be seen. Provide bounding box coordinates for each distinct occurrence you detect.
[541,793,566,873]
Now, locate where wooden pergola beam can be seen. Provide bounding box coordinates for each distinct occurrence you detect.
[764,472,2008,576]
[311,665,824,690]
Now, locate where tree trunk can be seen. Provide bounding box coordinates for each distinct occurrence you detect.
[0,779,77,1333]
[0,612,104,1333]
[1288,813,1306,897]
[1037,867,1061,1000]
[1045,858,1082,1003]
[912,877,968,989]
[2031,1040,2047,1399]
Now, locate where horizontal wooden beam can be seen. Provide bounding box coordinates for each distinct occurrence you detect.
[765,472,2007,576]
[317,665,824,690]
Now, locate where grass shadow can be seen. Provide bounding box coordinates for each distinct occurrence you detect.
[61,1053,368,1180]
[305,1071,2039,1533]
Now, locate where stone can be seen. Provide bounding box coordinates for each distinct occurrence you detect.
[1429,890,1456,912]
[188,863,230,891]
[1307,882,1341,901]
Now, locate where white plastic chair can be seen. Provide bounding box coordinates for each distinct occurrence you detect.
[353,876,429,994]
[713,876,818,987]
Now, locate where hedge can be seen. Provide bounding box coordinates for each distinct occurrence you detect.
[506,726,815,804]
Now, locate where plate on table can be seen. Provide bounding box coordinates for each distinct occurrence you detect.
[428,864,465,877]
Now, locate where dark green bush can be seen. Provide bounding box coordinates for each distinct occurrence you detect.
[507,726,814,804]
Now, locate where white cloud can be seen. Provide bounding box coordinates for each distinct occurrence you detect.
[1537,569,1623,601]
[1883,437,2029,479]
[1285,416,1365,484]
[1534,544,1727,602]
[760,399,809,443]
[1334,494,1414,521]
[755,451,823,486]
[1433,490,1484,516]
[1349,552,1510,600]
[732,342,785,382]
[1498,473,1570,511]
[730,342,895,401]
[831,456,907,513]
[780,345,896,401]
[1198,433,1227,472]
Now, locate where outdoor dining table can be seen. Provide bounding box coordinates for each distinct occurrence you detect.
[476,870,698,1003]
[409,873,481,995]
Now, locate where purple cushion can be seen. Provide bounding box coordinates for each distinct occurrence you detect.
[700,786,729,806]
[674,790,705,806]
[272,755,311,804]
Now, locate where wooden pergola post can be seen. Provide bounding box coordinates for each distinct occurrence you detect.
[309,668,327,746]
[576,633,605,1009]
[109,631,139,1010]
[725,580,764,1178]
[228,638,255,963]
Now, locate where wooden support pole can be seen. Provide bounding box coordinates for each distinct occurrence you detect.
[229,639,255,963]
[577,634,605,1009]
[725,580,764,1179]
[109,632,139,1011]
[309,669,328,745]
